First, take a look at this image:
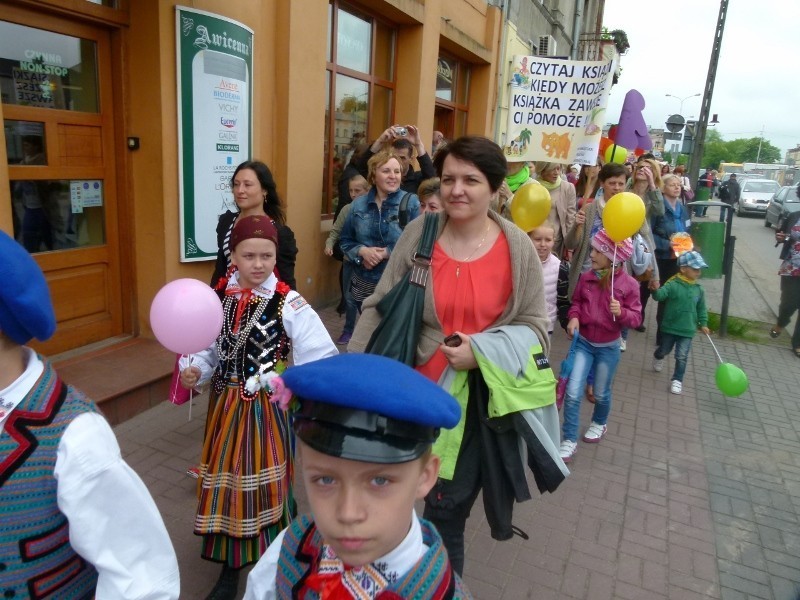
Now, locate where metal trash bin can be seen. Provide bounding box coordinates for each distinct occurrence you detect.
[693,186,711,216]
[690,220,725,279]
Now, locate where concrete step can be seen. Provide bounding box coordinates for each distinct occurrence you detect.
[53,337,174,425]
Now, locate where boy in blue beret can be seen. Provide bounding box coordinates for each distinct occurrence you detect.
[243,353,472,599]
[0,231,180,599]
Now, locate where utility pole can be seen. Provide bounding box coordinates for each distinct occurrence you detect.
[756,124,764,164]
[688,0,728,184]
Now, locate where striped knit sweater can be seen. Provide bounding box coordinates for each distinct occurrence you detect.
[276,514,471,599]
[0,360,99,599]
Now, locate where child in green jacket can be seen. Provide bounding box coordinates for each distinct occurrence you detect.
[651,251,710,395]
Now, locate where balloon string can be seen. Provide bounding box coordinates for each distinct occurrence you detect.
[704,332,723,364]
[188,354,193,421]
[611,245,617,322]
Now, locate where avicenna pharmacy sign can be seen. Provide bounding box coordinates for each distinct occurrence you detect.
[176,7,253,261]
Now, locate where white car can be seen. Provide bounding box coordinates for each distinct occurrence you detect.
[734,179,781,216]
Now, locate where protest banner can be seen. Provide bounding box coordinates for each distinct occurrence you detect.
[505,54,617,165]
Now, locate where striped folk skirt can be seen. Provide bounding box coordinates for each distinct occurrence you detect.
[194,380,295,567]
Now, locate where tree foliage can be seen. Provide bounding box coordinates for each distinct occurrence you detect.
[662,152,687,166]
[701,130,781,167]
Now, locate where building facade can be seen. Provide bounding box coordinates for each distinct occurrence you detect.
[0,0,506,355]
[494,0,607,148]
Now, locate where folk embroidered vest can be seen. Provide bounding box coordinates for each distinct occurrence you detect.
[275,515,470,599]
[0,361,99,599]
[212,290,291,400]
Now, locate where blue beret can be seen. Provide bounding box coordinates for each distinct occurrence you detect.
[0,231,56,345]
[282,354,461,463]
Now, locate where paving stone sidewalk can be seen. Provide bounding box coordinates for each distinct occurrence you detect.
[114,303,800,599]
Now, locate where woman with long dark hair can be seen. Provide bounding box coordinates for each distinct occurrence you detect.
[211,160,298,290]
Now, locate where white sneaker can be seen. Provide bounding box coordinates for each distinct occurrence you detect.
[559,440,577,463]
[653,357,664,372]
[582,422,607,443]
[620,339,627,352]
[670,380,682,394]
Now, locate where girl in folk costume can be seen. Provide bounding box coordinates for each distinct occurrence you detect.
[180,216,337,599]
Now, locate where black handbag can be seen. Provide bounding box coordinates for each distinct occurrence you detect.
[364,213,439,366]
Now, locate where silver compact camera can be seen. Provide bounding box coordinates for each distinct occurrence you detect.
[393,126,408,137]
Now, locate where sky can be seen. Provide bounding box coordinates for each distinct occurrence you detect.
[602,0,800,161]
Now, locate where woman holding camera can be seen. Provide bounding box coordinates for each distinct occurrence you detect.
[349,136,563,575]
[356,125,436,193]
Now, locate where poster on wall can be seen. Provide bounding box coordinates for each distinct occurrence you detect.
[176,6,253,261]
[504,54,617,165]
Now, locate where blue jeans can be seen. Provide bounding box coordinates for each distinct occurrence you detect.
[341,261,358,334]
[561,336,621,442]
[654,333,692,382]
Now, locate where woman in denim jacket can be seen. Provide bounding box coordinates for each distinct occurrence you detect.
[339,148,420,310]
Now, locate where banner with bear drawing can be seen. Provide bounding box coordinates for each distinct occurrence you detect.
[505,53,617,165]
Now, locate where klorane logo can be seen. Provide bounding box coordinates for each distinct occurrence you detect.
[192,24,250,56]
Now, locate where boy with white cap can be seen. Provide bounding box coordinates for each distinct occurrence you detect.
[651,250,711,394]
[0,231,179,598]
[243,353,471,599]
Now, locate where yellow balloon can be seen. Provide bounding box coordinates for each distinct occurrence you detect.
[511,183,552,232]
[602,192,646,242]
[604,144,629,164]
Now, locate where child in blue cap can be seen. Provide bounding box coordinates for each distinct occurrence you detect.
[243,353,471,599]
[651,250,711,394]
[0,231,179,598]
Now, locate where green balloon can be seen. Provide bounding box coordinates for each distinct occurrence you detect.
[715,363,749,397]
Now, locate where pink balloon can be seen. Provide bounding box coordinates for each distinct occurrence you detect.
[149,279,223,355]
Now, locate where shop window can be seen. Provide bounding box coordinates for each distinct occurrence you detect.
[434,54,470,141]
[9,178,105,253]
[0,21,99,112]
[5,119,47,165]
[322,2,396,216]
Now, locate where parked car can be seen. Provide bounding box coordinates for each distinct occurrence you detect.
[764,185,800,228]
[734,179,781,216]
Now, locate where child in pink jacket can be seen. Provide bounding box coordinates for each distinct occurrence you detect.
[559,229,642,463]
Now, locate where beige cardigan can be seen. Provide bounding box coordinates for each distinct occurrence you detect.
[348,211,551,363]
[542,179,577,258]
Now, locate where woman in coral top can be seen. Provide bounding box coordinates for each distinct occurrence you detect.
[350,136,565,576]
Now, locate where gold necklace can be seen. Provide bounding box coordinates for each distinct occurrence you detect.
[448,222,491,278]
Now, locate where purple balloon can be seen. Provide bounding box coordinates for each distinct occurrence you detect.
[615,89,652,151]
[149,279,223,355]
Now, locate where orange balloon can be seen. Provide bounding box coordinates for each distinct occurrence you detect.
[602,192,646,242]
[599,137,613,156]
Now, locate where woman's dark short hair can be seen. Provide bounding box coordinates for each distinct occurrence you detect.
[433,136,507,192]
[598,163,627,182]
[231,160,285,224]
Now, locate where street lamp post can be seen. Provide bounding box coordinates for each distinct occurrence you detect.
[665,93,701,165]
[665,92,701,116]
